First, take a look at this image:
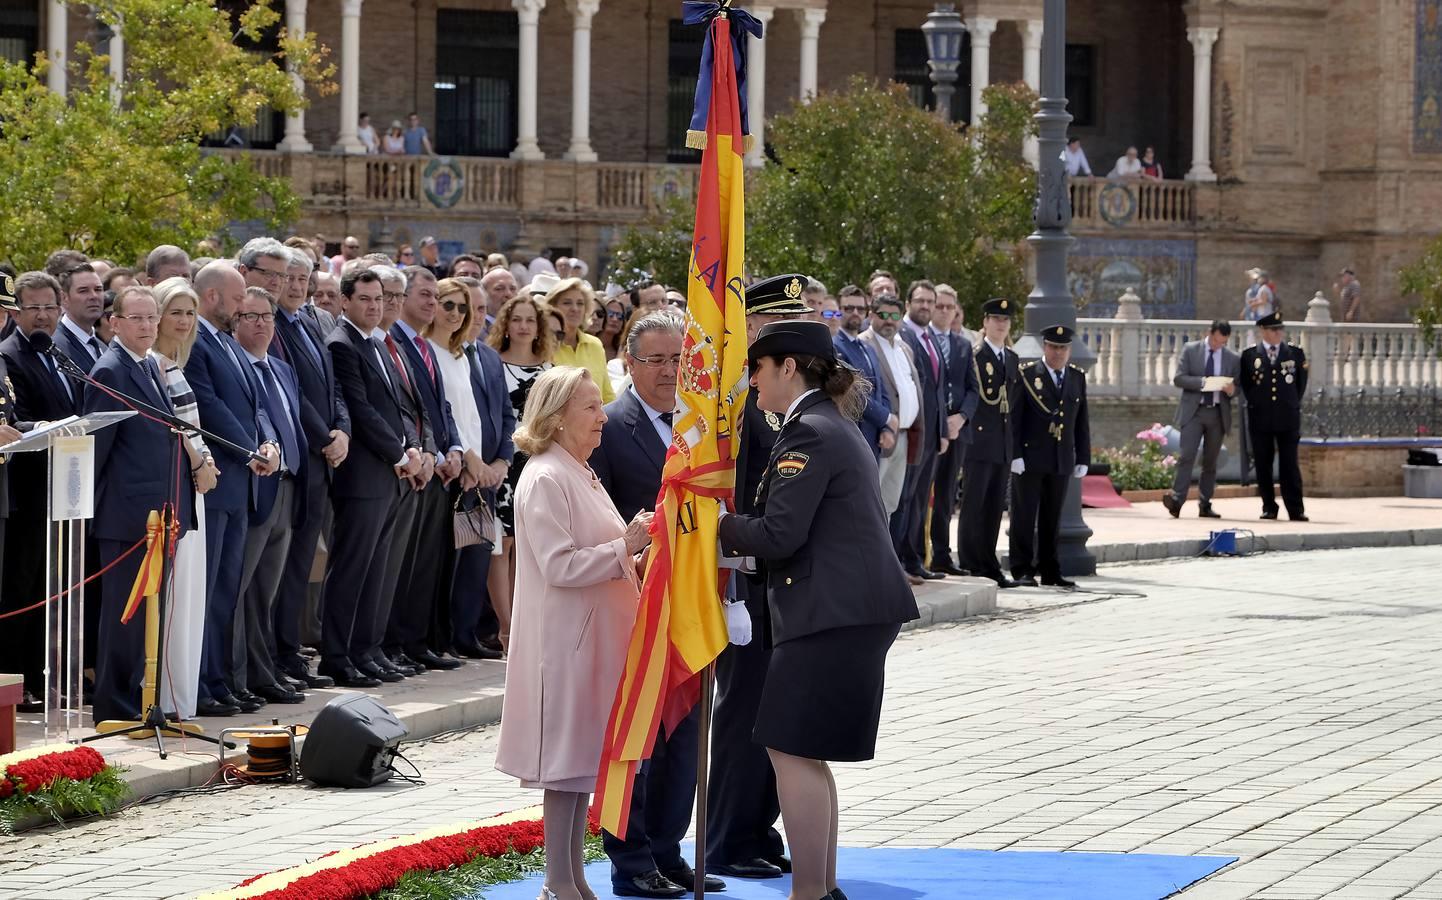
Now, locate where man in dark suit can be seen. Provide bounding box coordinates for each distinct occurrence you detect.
[959,298,1021,587]
[85,287,196,722]
[895,280,949,582]
[54,263,108,373]
[1009,326,1091,590]
[269,252,348,689]
[186,260,281,716]
[0,272,79,711]
[389,266,465,669]
[232,287,309,705]
[1165,320,1242,519]
[927,286,979,576]
[591,310,723,899]
[450,278,515,657]
[321,269,423,688]
[708,274,814,882]
[831,285,890,459]
[1239,313,1309,521]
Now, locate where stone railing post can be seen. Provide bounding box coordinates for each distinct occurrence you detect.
[1113,287,1143,397]
[1304,290,1334,390]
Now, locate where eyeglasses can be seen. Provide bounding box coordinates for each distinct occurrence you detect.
[606,310,626,320]
[440,300,470,314]
[873,311,903,321]
[552,330,565,341]
[115,314,159,324]
[820,310,843,319]
[382,291,405,303]
[252,267,287,283]
[235,312,276,324]
[840,304,868,314]
[632,353,682,368]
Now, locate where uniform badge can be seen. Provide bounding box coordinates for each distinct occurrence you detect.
[1254,358,1262,369]
[775,451,809,478]
[1285,374,1294,384]
[1033,376,1043,390]
[764,411,782,432]
[985,361,994,377]
[783,277,803,300]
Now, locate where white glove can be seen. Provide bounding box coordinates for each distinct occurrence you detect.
[724,601,752,646]
[1010,458,1025,475]
[1073,464,1088,479]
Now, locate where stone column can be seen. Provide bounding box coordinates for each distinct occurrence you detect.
[511,0,546,161]
[46,0,66,94]
[964,16,997,128]
[1021,19,1043,166]
[564,0,600,161]
[745,5,774,167]
[797,7,826,102]
[108,28,124,105]
[330,0,365,153]
[278,0,314,152]
[1185,26,1220,182]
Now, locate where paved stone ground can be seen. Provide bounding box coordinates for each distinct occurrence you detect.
[5,545,1442,900]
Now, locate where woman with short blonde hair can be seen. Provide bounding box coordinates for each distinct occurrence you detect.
[544,277,614,403]
[496,366,653,900]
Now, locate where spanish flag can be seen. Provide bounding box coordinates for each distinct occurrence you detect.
[121,510,166,624]
[594,0,762,837]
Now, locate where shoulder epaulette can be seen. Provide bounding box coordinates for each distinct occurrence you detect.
[1068,363,1082,371]
[1020,360,1038,370]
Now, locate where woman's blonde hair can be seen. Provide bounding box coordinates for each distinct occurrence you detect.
[426,277,474,358]
[540,277,596,315]
[152,278,202,365]
[513,366,594,456]
[487,294,556,360]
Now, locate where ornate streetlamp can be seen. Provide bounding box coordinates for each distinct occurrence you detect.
[921,4,966,122]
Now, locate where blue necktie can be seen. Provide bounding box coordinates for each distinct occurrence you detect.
[291,314,324,372]
[254,359,299,472]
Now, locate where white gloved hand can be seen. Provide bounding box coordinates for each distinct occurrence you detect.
[1074,464,1088,479]
[724,600,752,646]
[1010,458,1026,475]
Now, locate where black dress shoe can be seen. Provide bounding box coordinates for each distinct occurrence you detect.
[319,665,382,689]
[763,855,791,874]
[234,689,268,707]
[933,561,970,577]
[1041,576,1078,590]
[373,653,418,676]
[17,691,43,713]
[1198,504,1221,519]
[1013,573,1039,587]
[220,692,264,713]
[613,870,686,898]
[412,649,463,670]
[284,668,335,689]
[1260,509,1279,520]
[1291,514,1310,522]
[455,642,504,660]
[993,576,1020,589]
[357,662,404,683]
[388,651,425,672]
[829,888,850,900]
[905,565,945,581]
[660,862,725,893]
[195,698,241,717]
[709,858,783,879]
[479,635,504,653]
[1162,493,1181,518]
[254,683,306,704]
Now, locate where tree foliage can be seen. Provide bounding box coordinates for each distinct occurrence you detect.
[607,79,1037,324]
[1399,237,1442,346]
[0,0,333,270]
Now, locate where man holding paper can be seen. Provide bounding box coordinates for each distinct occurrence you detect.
[1164,320,1241,518]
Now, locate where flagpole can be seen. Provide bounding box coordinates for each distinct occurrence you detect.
[694,661,714,898]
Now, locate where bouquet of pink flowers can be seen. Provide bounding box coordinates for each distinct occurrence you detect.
[1096,423,1178,492]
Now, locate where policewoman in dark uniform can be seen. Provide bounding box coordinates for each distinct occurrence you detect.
[719,320,919,900]
[1009,325,1091,589]
[959,297,1021,587]
[1239,312,1308,521]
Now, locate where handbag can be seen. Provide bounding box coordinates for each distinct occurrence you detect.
[453,487,496,550]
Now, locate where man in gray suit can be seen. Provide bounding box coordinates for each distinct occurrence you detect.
[1164,320,1241,519]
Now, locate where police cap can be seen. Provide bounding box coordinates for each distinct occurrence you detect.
[1042,325,1075,345]
[1255,312,1284,329]
[0,273,16,312]
[981,297,1014,318]
[748,320,836,367]
[745,273,813,316]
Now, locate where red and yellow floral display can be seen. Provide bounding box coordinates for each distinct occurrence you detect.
[0,743,128,831]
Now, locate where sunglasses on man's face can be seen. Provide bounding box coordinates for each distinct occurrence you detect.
[820,309,843,319]
[440,300,470,314]
[873,311,903,321]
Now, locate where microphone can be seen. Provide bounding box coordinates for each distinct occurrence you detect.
[29,331,87,378]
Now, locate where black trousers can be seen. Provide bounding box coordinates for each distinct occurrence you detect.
[706,601,784,866]
[604,705,702,879]
[379,484,423,659]
[1250,425,1304,517]
[1009,470,1067,581]
[895,444,938,570]
[391,478,453,656]
[92,538,148,722]
[929,439,966,567]
[450,542,494,648]
[274,455,331,675]
[321,493,397,672]
[2,510,45,695]
[959,458,1008,580]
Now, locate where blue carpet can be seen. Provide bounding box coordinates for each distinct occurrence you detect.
[473,846,1236,899]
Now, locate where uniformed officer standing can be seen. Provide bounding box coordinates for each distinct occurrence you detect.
[706,273,814,881]
[1239,312,1308,521]
[1009,325,1091,589]
[959,298,1020,588]
[0,277,25,610]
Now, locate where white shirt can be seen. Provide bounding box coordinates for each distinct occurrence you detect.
[984,338,1008,363]
[243,348,297,471]
[61,315,103,363]
[198,315,249,381]
[784,388,820,424]
[1064,145,1093,176]
[630,386,674,449]
[1110,155,1143,177]
[870,331,919,429]
[431,339,485,453]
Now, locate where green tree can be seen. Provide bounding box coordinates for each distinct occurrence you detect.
[747,78,1036,322]
[605,192,695,291]
[1399,237,1442,346]
[0,0,333,270]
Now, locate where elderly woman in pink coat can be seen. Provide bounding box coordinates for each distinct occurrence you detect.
[496,365,654,900]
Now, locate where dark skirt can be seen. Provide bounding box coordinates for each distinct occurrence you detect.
[752,622,902,762]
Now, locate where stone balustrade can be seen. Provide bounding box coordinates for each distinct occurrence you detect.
[1069,177,1199,230]
[1080,288,1442,398]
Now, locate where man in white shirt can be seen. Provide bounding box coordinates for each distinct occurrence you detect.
[1108,145,1143,178]
[56,263,107,372]
[859,294,922,582]
[1064,137,1093,177]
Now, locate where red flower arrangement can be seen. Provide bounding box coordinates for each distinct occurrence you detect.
[206,807,600,900]
[5,745,107,793]
[0,744,129,832]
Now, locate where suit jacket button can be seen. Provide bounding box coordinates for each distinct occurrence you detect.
[785,577,793,585]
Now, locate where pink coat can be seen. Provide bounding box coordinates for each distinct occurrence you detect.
[495,445,639,789]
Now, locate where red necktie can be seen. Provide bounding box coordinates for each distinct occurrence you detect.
[384,334,424,437]
[414,335,437,384]
[922,331,940,380]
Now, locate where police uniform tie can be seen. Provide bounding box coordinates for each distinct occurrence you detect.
[1053,369,1064,391]
[1267,344,1278,365]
